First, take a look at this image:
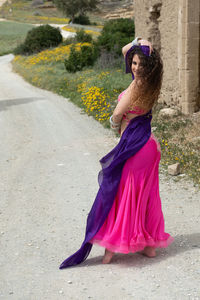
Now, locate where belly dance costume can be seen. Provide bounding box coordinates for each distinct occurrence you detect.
[90,91,174,254]
[60,90,173,269]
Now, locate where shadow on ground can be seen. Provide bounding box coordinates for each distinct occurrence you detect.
[75,232,200,269]
[0,97,45,111]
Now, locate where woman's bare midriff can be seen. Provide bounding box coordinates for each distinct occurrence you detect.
[120,113,141,136]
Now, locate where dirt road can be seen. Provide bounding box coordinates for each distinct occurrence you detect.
[0,54,199,300]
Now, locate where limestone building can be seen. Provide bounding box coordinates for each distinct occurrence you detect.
[134,0,200,114]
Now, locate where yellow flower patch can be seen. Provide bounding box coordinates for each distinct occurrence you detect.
[27,16,70,23]
[85,29,100,36]
[14,43,92,66]
[62,26,77,33]
[81,86,111,122]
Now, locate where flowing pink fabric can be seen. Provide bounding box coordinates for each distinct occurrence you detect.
[90,134,174,253]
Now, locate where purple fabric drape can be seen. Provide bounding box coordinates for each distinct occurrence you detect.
[60,111,152,269]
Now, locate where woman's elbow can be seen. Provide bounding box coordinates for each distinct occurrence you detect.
[122,46,126,57]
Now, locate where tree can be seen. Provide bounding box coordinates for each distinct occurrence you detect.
[53,0,99,23]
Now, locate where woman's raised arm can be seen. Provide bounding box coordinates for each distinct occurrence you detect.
[122,38,153,57]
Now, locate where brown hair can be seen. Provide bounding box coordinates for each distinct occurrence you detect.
[127,46,163,112]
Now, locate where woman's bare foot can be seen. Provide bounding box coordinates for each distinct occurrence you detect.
[142,247,156,258]
[102,249,114,264]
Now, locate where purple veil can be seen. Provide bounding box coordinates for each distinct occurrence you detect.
[60,111,152,269]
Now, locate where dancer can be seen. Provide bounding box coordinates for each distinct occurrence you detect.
[60,37,174,269]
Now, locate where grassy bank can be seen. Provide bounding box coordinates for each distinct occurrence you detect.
[0,0,104,27]
[12,44,131,125]
[0,21,34,55]
[12,44,200,187]
[0,0,69,24]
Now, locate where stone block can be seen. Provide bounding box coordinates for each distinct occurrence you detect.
[185,54,199,70]
[168,163,181,176]
[159,108,179,117]
[186,23,200,40]
[185,73,199,96]
[182,101,196,114]
[187,0,200,22]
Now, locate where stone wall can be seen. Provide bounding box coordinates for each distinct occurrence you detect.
[134,0,200,113]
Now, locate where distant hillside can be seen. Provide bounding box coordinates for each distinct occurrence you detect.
[96,0,134,19]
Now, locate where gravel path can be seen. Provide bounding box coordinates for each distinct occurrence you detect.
[0,54,199,300]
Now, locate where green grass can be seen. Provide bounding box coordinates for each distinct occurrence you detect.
[0,0,104,27]
[0,0,66,24]
[0,21,34,55]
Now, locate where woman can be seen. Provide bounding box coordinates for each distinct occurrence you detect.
[60,38,174,269]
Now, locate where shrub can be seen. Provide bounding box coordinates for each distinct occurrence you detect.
[64,45,82,73]
[62,36,77,45]
[64,44,96,73]
[73,14,91,25]
[96,18,135,56]
[14,25,62,55]
[76,29,92,43]
[80,45,96,67]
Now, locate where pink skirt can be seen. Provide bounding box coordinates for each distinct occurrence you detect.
[90,134,174,253]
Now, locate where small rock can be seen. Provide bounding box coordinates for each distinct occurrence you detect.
[59,290,63,294]
[168,163,180,176]
[152,126,157,132]
[159,108,179,117]
[67,280,72,284]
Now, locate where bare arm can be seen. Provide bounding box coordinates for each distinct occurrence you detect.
[112,82,137,124]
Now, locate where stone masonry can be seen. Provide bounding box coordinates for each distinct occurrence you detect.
[134,0,200,114]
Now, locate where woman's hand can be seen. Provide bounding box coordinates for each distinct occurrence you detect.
[138,39,153,54]
[122,39,153,57]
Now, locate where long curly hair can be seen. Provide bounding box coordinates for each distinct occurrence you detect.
[127,46,163,112]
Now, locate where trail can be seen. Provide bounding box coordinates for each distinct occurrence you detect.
[0,54,199,300]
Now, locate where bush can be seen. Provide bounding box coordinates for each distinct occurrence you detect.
[64,45,96,73]
[62,36,77,45]
[96,18,135,56]
[14,25,62,55]
[73,14,91,25]
[76,29,92,43]
[64,45,82,73]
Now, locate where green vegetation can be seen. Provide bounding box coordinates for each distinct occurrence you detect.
[96,18,135,55]
[53,0,99,23]
[152,110,200,186]
[14,24,62,55]
[0,0,70,24]
[76,29,93,43]
[64,44,97,72]
[0,21,34,55]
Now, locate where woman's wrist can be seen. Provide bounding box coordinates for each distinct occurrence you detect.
[109,115,121,130]
[132,37,142,46]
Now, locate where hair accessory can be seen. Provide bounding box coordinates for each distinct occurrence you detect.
[125,45,150,79]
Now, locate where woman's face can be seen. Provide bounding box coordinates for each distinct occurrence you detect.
[131,54,141,77]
